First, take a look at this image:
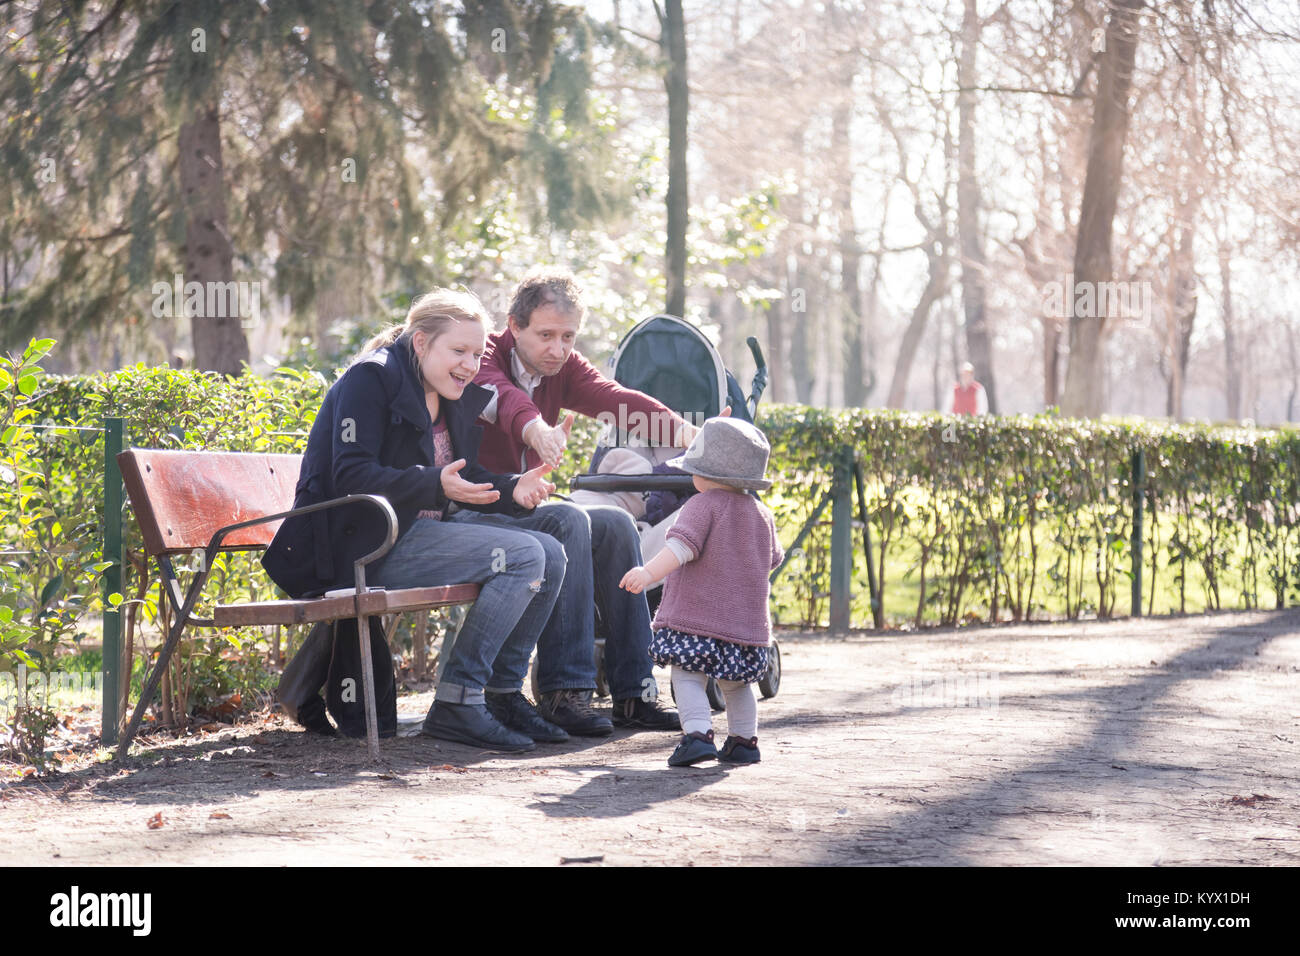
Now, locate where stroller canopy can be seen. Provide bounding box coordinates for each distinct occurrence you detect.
[609,314,729,422]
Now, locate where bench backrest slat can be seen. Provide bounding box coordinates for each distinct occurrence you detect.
[118,449,302,556]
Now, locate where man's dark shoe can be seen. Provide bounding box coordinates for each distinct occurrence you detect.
[668,730,717,767]
[718,734,761,764]
[294,695,337,737]
[421,701,536,752]
[486,691,570,743]
[537,690,614,737]
[612,695,681,731]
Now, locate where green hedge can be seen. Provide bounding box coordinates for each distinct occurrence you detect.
[760,406,1300,627]
[6,356,1300,719]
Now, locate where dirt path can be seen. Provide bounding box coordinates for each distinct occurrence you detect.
[3,609,1298,866]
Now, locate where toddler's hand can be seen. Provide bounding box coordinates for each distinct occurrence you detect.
[620,567,653,594]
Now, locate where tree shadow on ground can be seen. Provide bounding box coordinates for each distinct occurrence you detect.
[816,610,1295,865]
[4,716,654,809]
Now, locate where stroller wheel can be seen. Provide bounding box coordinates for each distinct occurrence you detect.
[706,677,726,712]
[668,675,727,713]
[758,640,781,698]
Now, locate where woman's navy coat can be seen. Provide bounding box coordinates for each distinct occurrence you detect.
[262,333,525,598]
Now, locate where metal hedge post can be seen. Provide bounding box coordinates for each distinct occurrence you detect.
[1131,447,1144,618]
[829,445,853,631]
[102,417,125,744]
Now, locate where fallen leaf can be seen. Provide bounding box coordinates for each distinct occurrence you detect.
[432,764,468,774]
[1228,793,1277,807]
[209,812,231,820]
[146,812,164,829]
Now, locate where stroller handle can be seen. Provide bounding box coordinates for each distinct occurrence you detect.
[746,336,768,416]
[570,474,698,493]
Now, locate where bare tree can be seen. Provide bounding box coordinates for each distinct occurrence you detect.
[1061,0,1144,417]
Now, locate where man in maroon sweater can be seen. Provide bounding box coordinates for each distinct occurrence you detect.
[475,268,693,734]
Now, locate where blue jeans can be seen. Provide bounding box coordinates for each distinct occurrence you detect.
[370,515,565,706]
[453,502,656,701]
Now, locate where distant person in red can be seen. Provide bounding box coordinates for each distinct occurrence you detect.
[951,361,988,415]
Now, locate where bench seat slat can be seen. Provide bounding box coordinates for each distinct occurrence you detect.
[213,584,482,627]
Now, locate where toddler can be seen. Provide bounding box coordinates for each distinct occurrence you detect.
[620,417,783,765]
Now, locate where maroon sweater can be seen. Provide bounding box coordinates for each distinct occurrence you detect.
[475,326,682,473]
[653,489,784,645]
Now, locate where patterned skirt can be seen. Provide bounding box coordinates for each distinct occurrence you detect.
[649,627,769,684]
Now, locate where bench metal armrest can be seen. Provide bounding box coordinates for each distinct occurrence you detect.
[161,494,399,628]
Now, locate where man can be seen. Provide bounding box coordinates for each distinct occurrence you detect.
[476,267,692,735]
[951,361,989,415]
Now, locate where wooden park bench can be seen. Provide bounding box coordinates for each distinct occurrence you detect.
[114,448,480,761]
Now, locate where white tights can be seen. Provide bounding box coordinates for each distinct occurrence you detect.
[671,667,757,740]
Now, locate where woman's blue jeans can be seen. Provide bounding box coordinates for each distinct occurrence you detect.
[448,502,656,701]
[370,514,565,706]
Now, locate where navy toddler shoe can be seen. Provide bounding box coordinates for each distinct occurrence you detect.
[667,730,717,767]
[717,735,760,764]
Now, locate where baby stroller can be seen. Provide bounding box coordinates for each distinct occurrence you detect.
[565,314,782,711]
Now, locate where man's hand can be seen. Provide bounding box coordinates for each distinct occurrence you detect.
[524,412,575,467]
[512,461,556,510]
[440,459,501,504]
[619,566,654,594]
[677,404,731,447]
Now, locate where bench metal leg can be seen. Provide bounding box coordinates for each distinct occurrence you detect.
[115,612,187,762]
[357,609,380,760]
[353,572,380,761]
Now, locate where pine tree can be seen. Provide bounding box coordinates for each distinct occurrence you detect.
[1,0,617,372]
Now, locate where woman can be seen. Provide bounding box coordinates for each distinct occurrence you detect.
[264,289,570,752]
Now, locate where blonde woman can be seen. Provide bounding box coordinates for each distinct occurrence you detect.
[265,290,569,752]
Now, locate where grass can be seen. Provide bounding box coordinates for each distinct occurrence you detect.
[766,482,1290,630]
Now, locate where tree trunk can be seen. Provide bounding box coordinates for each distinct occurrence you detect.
[1060,0,1142,418]
[788,255,814,404]
[1044,319,1062,408]
[662,0,688,318]
[1164,232,1197,420]
[1286,324,1298,422]
[887,247,949,408]
[957,0,998,412]
[833,64,868,406]
[765,296,787,403]
[1220,245,1241,420]
[178,103,249,375]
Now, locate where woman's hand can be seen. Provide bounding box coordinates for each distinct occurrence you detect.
[512,461,556,510]
[619,566,654,594]
[440,459,501,504]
